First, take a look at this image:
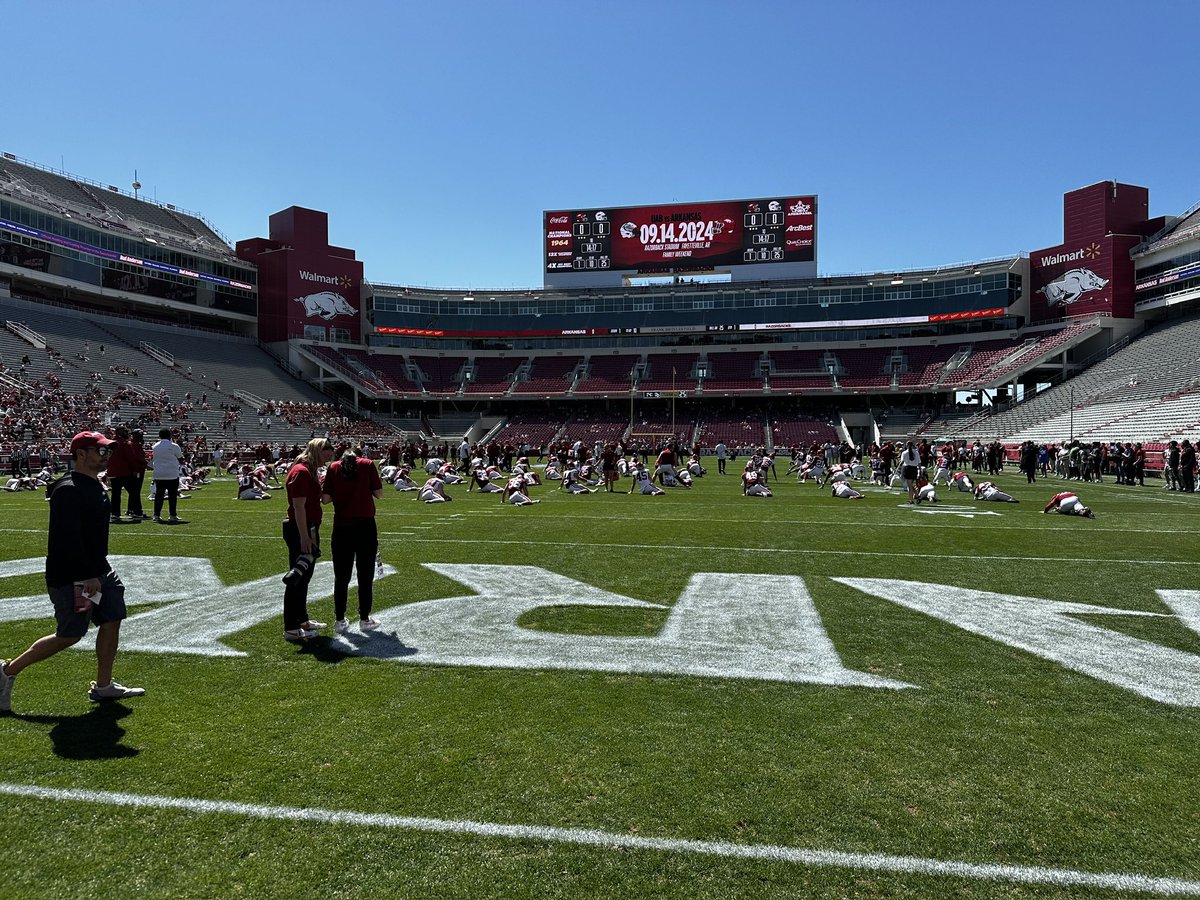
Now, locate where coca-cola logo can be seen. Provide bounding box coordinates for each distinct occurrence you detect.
[548,215,569,224]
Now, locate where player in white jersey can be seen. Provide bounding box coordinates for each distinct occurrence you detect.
[915,478,938,503]
[675,467,693,488]
[798,456,826,484]
[560,464,597,494]
[974,481,1018,503]
[831,480,864,500]
[1043,491,1095,518]
[544,459,562,481]
[503,475,540,505]
[393,466,418,491]
[931,453,953,486]
[950,471,975,493]
[438,462,465,484]
[418,475,451,502]
[742,468,772,497]
[847,458,867,481]
[686,455,706,477]
[424,457,445,475]
[468,465,503,493]
[631,463,665,495]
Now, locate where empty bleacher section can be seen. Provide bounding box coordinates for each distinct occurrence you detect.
[769,405,841,449]
[511,355,583,396]
[702,351,764,393]
[410,355,468,395]
[766,349,834,392]
[484,413,565,451]
[898,345,958,387]
[573,354,640,395]
[835,348,893,390]
[561,412,628,445]
[463,356,520,395]
[639,353,699,391]
[696,415,768,452]
[949,314,1200,444]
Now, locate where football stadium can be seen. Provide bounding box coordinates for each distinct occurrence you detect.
[2,152,1200,898]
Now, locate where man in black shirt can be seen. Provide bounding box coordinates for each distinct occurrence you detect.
[0,432,145,714]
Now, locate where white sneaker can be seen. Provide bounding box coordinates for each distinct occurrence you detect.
[0,660,14,713]
[303,620,327,631]
[283,627,316,641]
[359,618,381,632]
[334,619,349,633]
[89,680,145,701]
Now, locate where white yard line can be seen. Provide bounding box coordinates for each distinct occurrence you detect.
[0,528,1196,566]
[0,783,1195,895]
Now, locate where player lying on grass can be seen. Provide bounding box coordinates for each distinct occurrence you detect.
[1043,491,1096,518]
[950,471,975,492]
[974,481,1019,503]
[560,463,597,494]
[236,465,272,500]
[831,480,864,499]
[915,478,939,503]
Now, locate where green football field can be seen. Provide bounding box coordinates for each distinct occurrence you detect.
[2,468,1199,898]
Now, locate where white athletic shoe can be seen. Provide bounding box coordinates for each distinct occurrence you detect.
[359,618,381,632]
[283,628,317,641]
[0,660,14,713]
[88,680,145,701]
[334,619,350,633]
[303,620,327,631]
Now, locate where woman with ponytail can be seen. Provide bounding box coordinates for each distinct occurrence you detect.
[281,437,334,641]
[322,447,384,633]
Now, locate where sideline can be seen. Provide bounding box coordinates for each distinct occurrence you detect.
[0,782,1196,895]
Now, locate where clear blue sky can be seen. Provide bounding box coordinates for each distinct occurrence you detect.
[5,2,1197,289]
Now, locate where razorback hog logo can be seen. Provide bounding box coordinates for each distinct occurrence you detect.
[1038,268,1108,307]
[295,291,357,320]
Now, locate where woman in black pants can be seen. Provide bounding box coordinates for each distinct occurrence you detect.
[322,448,384,633]
[281,437,334,641]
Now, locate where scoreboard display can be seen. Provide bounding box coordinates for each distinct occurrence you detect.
[544,196,817,275]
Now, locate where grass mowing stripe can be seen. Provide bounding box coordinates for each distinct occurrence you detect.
[2,782,1197,896]
[1,527,1197,566]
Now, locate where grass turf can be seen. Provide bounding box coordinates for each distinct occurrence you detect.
[1,468,1198,898]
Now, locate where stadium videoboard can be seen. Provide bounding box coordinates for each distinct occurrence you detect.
[544,196,817,277]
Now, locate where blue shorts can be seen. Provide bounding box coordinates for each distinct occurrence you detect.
[49,570,127,639]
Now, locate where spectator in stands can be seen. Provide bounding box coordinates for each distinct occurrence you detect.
[281,437,334,640]
[150,428,186,524]
[322,448,383,633]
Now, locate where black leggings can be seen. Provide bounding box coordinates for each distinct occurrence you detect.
[282,520,321,630]
[331,518,379,621]
[153,479,179,518]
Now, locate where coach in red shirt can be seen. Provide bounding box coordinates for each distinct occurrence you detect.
[322,448,384,633]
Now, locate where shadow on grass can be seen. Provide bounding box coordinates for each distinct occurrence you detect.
[9,703,140,759]
[293,631,419,664]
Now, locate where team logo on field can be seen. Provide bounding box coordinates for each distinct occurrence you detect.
[1,558,1197,705]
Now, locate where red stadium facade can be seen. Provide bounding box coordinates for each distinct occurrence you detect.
[236,206,364,345]
[1029,182,1165,321]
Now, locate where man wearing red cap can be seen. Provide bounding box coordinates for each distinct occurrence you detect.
[0,432,145,713]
